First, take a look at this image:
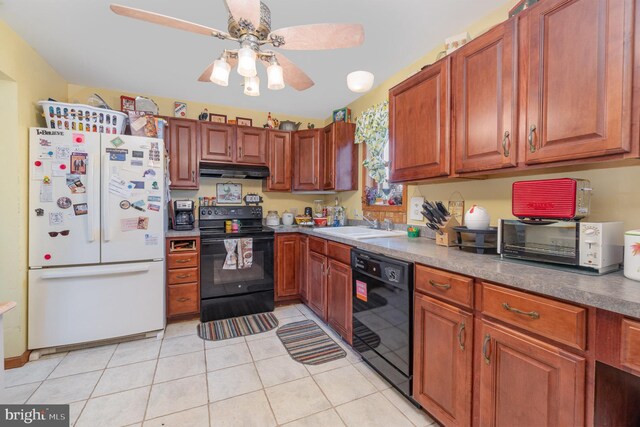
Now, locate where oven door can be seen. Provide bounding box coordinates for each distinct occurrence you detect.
[200,234,274,299]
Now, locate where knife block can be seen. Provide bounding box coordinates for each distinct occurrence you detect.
[435,216,460,247]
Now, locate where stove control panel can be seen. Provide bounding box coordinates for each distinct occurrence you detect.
[199,205,263,220]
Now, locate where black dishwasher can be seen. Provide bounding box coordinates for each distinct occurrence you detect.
[351,248,417,405]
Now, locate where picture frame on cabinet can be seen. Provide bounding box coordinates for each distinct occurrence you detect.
[236,117,252,127]
[120,96,135,112]
[216,183,242,204]
[209,113,227,124]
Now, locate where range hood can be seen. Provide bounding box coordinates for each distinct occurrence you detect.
[199,163,270,180]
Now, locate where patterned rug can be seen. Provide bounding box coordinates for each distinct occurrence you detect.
[276,319,346,365]
[197,312,279,341]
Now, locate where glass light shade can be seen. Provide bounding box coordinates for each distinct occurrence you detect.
[210,58,231,86]
[244,75,260,96]
[347,70,375,93]
[237,46,257,77]
[267,63,285,90]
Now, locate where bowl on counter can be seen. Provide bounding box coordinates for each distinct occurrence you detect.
[313,217,328,227]
[295,215,312,225]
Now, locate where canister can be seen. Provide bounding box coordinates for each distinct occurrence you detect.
[225,220,232,233]
[624,230,640,281]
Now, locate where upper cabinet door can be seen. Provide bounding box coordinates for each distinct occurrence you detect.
[293,129,322,191]
[168,118,198,189]
[389,58,451,182]
[200,122,235,163]
[322,125,335,190]
[266,130,292,191]
[237,126,267,165]
[454,21,517,173]
[524,0,631,164]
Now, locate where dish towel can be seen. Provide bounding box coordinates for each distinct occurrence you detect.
[238,238,253,269]
[223,239,238,270]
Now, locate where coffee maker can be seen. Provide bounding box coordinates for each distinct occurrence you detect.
[172,200,195,231]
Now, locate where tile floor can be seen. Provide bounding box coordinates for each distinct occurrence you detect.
[1,304,436,427]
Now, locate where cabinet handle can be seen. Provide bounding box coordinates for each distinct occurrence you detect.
[192,171,195,182]
[457,322,466,351]
[429,280,451,290]
[528,124,537,153]
[177,297,190,303]
[325,265,331,277]
[313,176,317,184]
[502,131,510,157]
[502,302,540,320]
[175,259,191,263]
[239,146,243,158]
[482,334,491,365]
[176,274,191,279]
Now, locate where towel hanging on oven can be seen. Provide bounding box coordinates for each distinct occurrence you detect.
[223,239,238,270]
[238,238,253,269]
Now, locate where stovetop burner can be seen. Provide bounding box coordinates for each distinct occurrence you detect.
[198,205,272,236]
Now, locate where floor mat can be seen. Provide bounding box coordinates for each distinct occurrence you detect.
[276,319,346,365]
[197,312,278,341]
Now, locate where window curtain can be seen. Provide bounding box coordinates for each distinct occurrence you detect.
[354,100,389,184]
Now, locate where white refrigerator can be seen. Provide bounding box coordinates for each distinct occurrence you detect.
[28,128,166,349]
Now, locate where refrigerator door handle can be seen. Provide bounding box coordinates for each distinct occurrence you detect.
[41,264,150,279]
[102,153,111,242]
[87,154,98,242]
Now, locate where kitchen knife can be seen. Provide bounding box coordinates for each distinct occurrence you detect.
[423,203,444,225]
[426,201,447,223]
[435,201,450,217]
[421,209,437,225]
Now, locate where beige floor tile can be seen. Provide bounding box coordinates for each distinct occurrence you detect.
[143,405,209,427]
[76,386,149,427]
[336,393,413,427]
[244,329,276,342]
[254,354,309,388]
[278,315,308,326]
[304,356,351,375]
[0,382,40,404]
[160,334,204,358]
[205,343,252,372]
[265,377,331,424]
[164,320,199,339]
[108,339,161,368]
[382,388,435,427]
[313,365,377,406]
[4,357,62,387]
[352,362,391,391]
[274,306,303,320]
[69,400,86,426]
[49,345,116,379]
[246,336,287,361]
[209,390,276,427]
[282,409,346,427]
[203,335,244,349]
[28,371,102,404]
[154,351,205,383]
[146,374,208,419]
[207,363,262,402]
[93,360,156,397]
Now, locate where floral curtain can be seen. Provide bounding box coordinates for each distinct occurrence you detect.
[354,100,389,184]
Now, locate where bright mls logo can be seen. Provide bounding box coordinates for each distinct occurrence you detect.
[2,405,69,426]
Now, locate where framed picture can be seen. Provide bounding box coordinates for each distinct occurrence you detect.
[216,183,242,204]
[236,117,252,127]
[174,102,187,118]
[120,96,135,112]
[332,107,352,123]
[209,113,227,124]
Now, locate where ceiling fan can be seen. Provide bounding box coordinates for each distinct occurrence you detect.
[110,1,365,95]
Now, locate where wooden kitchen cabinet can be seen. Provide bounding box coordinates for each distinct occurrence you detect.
[236,126,267,165]
[275,234,299,301]
[454,20,517,173]
[293,129,322,191]
[476,319,586,427]
[327,258,352,344]
[166,237,200,319]
[299,235,309,303]
[322,122,357,191]
[265,130,292,191]
[200,122,235,163]
[167,118,198,189]
[322,124,335,190]
[308,250,328,320]
[522,0,631,164]
[389,57,451,182]
[414,293,472,427]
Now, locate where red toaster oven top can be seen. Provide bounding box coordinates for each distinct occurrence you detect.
[512,178,586,220]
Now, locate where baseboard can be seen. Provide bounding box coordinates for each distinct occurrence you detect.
[5,350,31,369]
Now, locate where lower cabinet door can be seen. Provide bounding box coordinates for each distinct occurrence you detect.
[413,293,473,427]
[308,251,327,320]
[275,235,299,300]
[477,319,586,427]
[167,282,199,317]
[327,259,352,344]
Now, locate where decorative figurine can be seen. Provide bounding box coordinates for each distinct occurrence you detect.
[198,108,209,121]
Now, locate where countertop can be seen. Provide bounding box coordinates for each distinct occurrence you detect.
[270,225,640,319]
[166,228,200,238]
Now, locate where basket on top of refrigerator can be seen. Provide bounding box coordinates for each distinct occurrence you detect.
[39,100,127,134]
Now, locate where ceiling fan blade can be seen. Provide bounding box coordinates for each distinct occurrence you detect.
[224,0,261,29]
[262,53,314,91]
[198,57,238,82]
[110,4,229,38]
[269,24,364,50]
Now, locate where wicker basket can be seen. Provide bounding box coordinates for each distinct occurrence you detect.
[38,100,127,134]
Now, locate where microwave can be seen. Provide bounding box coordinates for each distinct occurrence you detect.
[498,219,624,274]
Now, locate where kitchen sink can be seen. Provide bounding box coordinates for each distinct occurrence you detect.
[313,226,406,240]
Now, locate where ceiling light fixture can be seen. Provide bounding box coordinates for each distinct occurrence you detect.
[244,75,260,96]
[237,43,257,77]
[210,56,231,86]
[267,58,285,90]
[347,70,374,93]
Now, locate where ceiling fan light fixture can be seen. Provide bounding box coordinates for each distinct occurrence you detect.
[237,46,257,77]
[267,62,285,90]
[347,70,375,93]
[244,75,260,96]
[210,57,231,86]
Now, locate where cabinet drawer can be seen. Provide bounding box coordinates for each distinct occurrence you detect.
[167,283,198,317]
[621,318,640,372]
[480,282,587,350]
[168,253,198,269]
[168,267,199,285]
[327,241,351,264]
[415,264,473,309]
[309,236,327,255]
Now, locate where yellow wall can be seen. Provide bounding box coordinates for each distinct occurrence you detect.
[341,2,640,231]
[0,20,69,358]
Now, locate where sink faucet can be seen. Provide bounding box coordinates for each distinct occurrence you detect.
[355,212,380,229]
[383,218,394,231]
